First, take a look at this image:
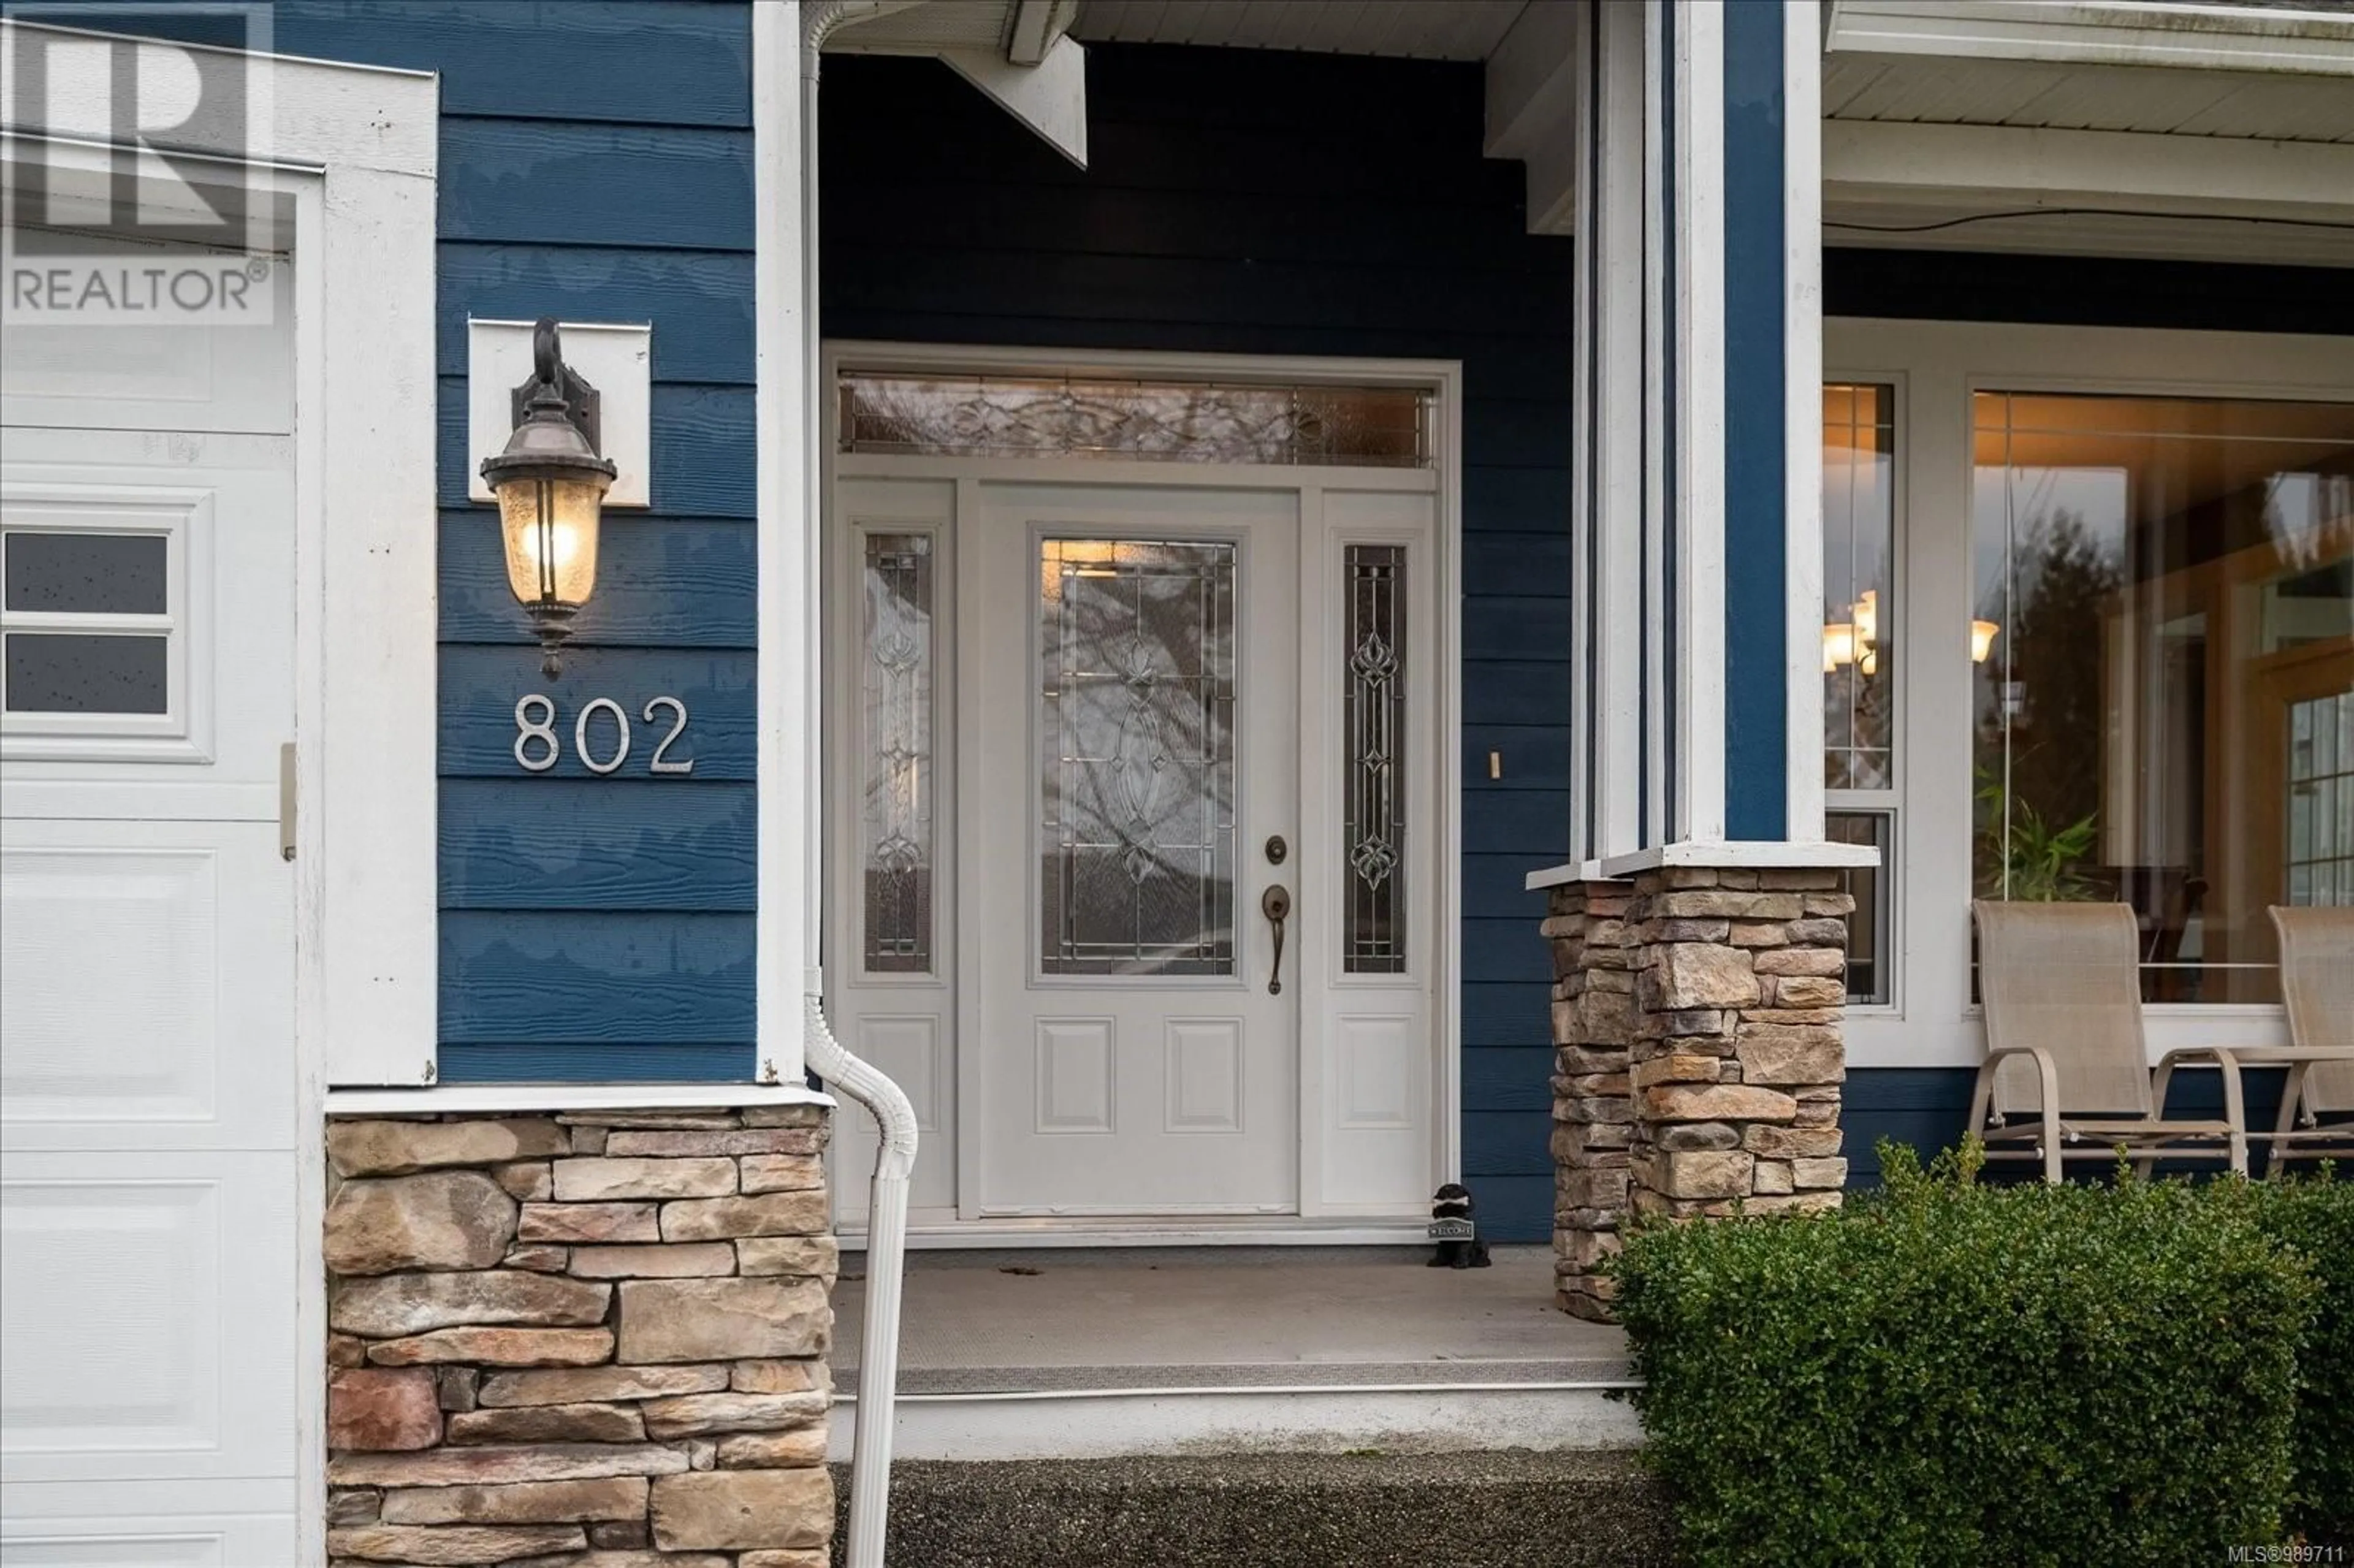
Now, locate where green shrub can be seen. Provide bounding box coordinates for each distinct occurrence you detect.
[2223,1170,2354,1541]
[1609,1142,2319,1567]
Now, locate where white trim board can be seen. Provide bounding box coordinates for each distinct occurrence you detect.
[1525,837,1881,891]
[1826,316,2354,1070]
[821,340,1465,1240]
[1,22,439,1567]
[327,1083,834,1117]
[1824,0,2354,75]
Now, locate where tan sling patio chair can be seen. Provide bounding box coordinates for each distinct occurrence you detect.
[1970,900,2246,1182]
[2268,905,2354,1168]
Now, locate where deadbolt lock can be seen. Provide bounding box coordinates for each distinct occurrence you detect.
[1265,834,1288,865]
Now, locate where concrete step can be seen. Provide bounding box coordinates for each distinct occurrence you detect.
[829,1452,1678,1568]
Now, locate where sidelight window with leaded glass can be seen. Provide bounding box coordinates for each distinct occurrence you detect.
[859,531,935,973]
[1344,544,1407,973]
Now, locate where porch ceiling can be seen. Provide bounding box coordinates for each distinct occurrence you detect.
[1073,0,1529,61]
[1826,54,2354,144]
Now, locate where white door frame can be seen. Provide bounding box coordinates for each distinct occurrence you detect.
[2,23,438,1562]
[821,341,1465,1244]
[1826,316,2354,1070]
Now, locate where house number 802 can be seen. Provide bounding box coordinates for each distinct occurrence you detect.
[513,694,693,775]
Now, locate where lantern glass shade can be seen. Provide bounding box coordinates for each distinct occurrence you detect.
[497,474,604,609]
[1822,622,1857,673]
[1970,618,2001,664]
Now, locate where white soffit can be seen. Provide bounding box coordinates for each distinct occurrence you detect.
[1821,116,2354,265]
[1073,0,1529,61]
[1824,53,2354,142]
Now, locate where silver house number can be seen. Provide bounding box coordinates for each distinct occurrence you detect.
[512,693,694,775]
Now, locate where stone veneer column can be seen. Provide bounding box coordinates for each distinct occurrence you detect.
[1544,879,1637,1322]
[1548,864,1853,1320]
[321,1105,837,1567]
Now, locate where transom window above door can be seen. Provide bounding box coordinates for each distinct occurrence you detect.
[838,371,1435,468]
[1973,391,2354,1003]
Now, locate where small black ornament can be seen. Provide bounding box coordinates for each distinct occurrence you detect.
[1426,1182,1491,1269]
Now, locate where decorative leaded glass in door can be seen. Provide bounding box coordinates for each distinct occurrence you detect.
[1038,538,1236,976]
[1345,545,1407,972]
[861,533,934,972]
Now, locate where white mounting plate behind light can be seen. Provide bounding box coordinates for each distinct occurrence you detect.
[467,318,652,508]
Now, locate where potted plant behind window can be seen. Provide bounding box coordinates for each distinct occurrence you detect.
[1975,767,2101,903]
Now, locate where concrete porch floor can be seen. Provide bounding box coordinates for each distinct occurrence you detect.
[828,1247,1638,1459]
[834,1246,1628,1393]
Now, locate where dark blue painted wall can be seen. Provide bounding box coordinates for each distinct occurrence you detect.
[823,45,1577,1239]
[1720,2,1788,842]
[251,0,763,1083]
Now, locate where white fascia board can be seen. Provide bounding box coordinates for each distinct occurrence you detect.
[1826,0,2354,75]
[1823,117,2354,216]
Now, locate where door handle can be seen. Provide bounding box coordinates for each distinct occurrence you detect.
[1262,884,1292,995]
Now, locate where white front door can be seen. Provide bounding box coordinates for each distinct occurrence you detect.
[1,248,301,1562]
[968,484,1301,1216]
[824,363,1453,1235]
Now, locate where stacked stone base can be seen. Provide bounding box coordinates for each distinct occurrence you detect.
[1548,865,1853,1321]
[322,1106,837,1566]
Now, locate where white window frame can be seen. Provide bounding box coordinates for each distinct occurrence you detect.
[1821,370,1907,1016]
[1829,317,2354,1068]
[1,492,205,757]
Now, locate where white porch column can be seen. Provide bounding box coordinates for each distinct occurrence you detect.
[1546,2,1867,1314]
[1569,0,1830,868]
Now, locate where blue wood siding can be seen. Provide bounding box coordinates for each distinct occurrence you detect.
[1720,2,1788,841]
[825,45,1575,1239]
[253,0,760,1083]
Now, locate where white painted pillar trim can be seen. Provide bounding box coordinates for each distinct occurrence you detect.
[1675,0,1727,846]
[1591,0,1649,861]
[752,2,810,1084]
[1567,0,1597,863]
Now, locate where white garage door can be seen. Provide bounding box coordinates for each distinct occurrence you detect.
[1,245,302,1564]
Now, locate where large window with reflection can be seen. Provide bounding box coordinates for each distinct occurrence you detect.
[1824,384,1898,1005]
[1972,392,2354,1002]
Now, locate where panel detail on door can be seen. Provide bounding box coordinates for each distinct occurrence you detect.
[857,1016,945,1135]
[1164,1018,1244,1134]
[1035,1018,1116,1134]
[0,1179,219,1454]
[0,848,217,1122]
[1335,1014,1415,1130]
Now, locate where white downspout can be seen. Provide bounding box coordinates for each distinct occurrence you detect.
[795,6,924,1567]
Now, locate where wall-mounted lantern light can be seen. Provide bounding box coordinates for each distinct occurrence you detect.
[480,318,616,677]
